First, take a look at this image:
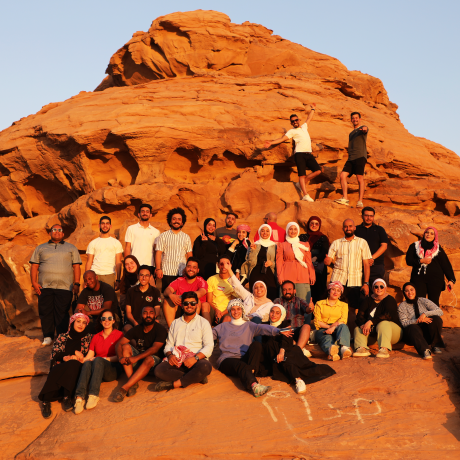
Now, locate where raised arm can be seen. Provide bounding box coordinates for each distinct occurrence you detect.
[264,135,290,150]
[305,103,316,125]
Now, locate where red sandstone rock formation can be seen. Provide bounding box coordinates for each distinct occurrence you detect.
[0,10,459,335]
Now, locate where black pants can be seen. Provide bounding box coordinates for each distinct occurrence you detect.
[38,288,73,339]
[369,264,385,288]
[154,359,212,387]
[219,342,263,390]
[403,316,445,356]
[344,285,361,333]
[410,280,443,307]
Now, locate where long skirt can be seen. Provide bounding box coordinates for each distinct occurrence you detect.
[38,360,83,402]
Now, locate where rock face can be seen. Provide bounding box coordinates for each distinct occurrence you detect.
[0,10,459,335]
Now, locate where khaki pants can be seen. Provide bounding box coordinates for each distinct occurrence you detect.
[98,273,116,288]
[354,321,403,351]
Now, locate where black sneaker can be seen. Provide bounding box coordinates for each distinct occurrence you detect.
[114,388,127,403]
[153,381,174,392]
[423,349,432,360]
[41,401,52,419]
[432,347,442,354]
[127,382,139,397]
[62,397,73,412]
[200,377,208,385]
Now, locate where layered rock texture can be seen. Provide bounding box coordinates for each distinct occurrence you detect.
[0,10,460,335]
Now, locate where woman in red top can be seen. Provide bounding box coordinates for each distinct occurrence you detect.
[74,309,123,414]
[276,222,316,304]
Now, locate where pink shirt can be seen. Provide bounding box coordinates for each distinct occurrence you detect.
[254,222,286,243]
[169,276,208,303]
[276,241,315,284]
[89,329,124,357]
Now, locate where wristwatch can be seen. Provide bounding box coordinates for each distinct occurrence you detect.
[195,355,200,361]
[74,283,81,286]
[363,282,369,286]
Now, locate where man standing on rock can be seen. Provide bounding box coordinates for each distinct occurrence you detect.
[264,105,321,202]
[335,112,369,208]
[216,212,238,244]
[86,216,123,289]
[30,224,82,346]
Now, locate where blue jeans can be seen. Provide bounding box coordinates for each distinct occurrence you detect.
[295,283,312,326]
[315,324,351,354]
[75,358,119,398]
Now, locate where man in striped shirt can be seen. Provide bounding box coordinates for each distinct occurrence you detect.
[155,207,193,295]
[325,219,372,330]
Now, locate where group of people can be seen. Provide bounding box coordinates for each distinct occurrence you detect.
[30,199,455,419]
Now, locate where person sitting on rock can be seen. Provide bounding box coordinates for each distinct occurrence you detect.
[38,313,92,419]
[163,257,211,326]
[153,291,213,392]
[264,106,320,202]
[313,282,352,361]
[114,306,167,402]
[74,309,124,414]
[398,282,445,360]
[119,255,140,320]
[259,305,336,395]
[353,279,403,358]
[213,299,293,398]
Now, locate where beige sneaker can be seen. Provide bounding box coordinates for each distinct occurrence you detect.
[86,395,100,410]
[334,197,350,206]
[356,201,364,208]
[295,379,307,394]
[41,337,53,347]
[328,344,340,361]
[340,346,352,359]
[74,398,84,415]
[376,347,390,358]
[353,347,371,357]
[302,348,312,358]
[302,193,315,202]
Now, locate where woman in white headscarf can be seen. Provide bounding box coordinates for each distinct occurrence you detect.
[241,224,278,299]
[260,305,336,394]
[276,222,316,303]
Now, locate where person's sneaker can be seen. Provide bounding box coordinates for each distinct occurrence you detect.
[200,376,208,385]
[62,397,73,412]
[334,197,350,206]
[127,382,139,397]
[432,347,442,354]
[41,337,52,347]
[295,379,307,394]
[340,346,352,359]
[41,401,52,419]
[114,388,127,403]
[356,201,364,208]
[376,347,390,358]
[153,381,174,392]
[74,398,84,415]
[302,193,315,202]
[252,383,272,398]
[86,395,99,410]
[328,344,340,361]
[423,349,432,360]
[309,330,316,344]
[302,348,312,358]
[353,347,371,357]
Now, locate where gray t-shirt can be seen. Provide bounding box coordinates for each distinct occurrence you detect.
[29,240,82,291]
[348,126,369,160]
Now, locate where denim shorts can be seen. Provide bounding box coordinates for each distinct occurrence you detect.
[130,345,161,375]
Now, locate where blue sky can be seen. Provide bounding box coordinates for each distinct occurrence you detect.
[1,0,459,154]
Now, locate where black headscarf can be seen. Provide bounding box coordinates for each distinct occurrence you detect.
[420,236,435,252]
[65,322,88,355]
[203,218,217,238]
[402,282,420,318]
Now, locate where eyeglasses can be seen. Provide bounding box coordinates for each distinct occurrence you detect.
[290,119,299,123]
[139,274,151,278]
[51,228,63,233]
[374,285,385,290]
[183,301,197,306]
[101,316,114,322]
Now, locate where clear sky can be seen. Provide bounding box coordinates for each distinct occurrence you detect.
[1,0,459,154]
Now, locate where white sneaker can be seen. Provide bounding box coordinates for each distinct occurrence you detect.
[86,395,100,410]
[340,346,352,359]
[41,337,52,347]
[74,398,84,415]
[356,201,364,208]
[302,348,312,358]
[302,193,315,202]
[295,379,307,394]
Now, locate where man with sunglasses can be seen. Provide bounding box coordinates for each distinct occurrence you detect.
[154,291,213,392]
[264,104,321,202]
[30,224,82,347]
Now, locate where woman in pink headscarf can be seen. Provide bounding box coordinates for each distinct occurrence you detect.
[38,313,92,419]
[406,226,456,306]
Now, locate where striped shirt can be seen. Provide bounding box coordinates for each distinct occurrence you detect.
[328,236,372,287]
[398,298,443,328]
[156,230,192,276]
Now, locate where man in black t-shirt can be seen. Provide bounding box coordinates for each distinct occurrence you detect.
[215,212,238,244]
[114,305,167,402]
[355,207,389,286]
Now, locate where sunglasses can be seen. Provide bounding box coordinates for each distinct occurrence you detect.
[101,316,114,322]
[291,119,299,123]
[51,228,63,233]
[374,285,385,290]
[183,301,197,306]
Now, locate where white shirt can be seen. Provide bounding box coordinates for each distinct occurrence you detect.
[124,223,160,267]
[285,123,312,153]
[164,314,214,358]
[155,230,192,276]
[86,237,123,275]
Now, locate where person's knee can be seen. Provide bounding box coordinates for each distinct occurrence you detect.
[91,357,105,368]
[201,302,210,313]
[340,172,348,180]
[199,360,213,374]
[301,324,311,333]
[123,324,132,333]
[142,355,156,368]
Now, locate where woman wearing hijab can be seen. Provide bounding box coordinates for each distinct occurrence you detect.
[242,224,278,300]
[193,218,228,280]
[277,222,316,304]
[313,282,351,361]
[226,224,251,281]
[406,227,456,306]
[398,282,445,360]
[73,309,124,414]
[213,299,293,397]
[353,279,403,359]
[260,305,336,394]
[119,255,140,320]
[38,313,92,419]
[300,216,330,303]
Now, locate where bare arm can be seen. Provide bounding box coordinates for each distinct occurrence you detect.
[305,103,316,125]
[155,250,163,279]
[264,135,290,149]
[371,243,388,265]
[30,264,41,295]
[185,251,193,260]
[85,254,94,272]
[72,264,81,295]
[114,253,122,290]
[124,242,132,259]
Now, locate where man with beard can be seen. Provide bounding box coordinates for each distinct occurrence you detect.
[163,257,211,327]
[324,219,372,330]
[86,216,123,289]
[154,291,213,392]
[114,305,167,402]
[124,204,160,283]
[155,207,193,292]
[273,280,314,356]
[216,212,238,244]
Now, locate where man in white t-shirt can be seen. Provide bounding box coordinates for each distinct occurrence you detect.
[86,216,123,289]
[124,204,160,281]
[264,104,321,202]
